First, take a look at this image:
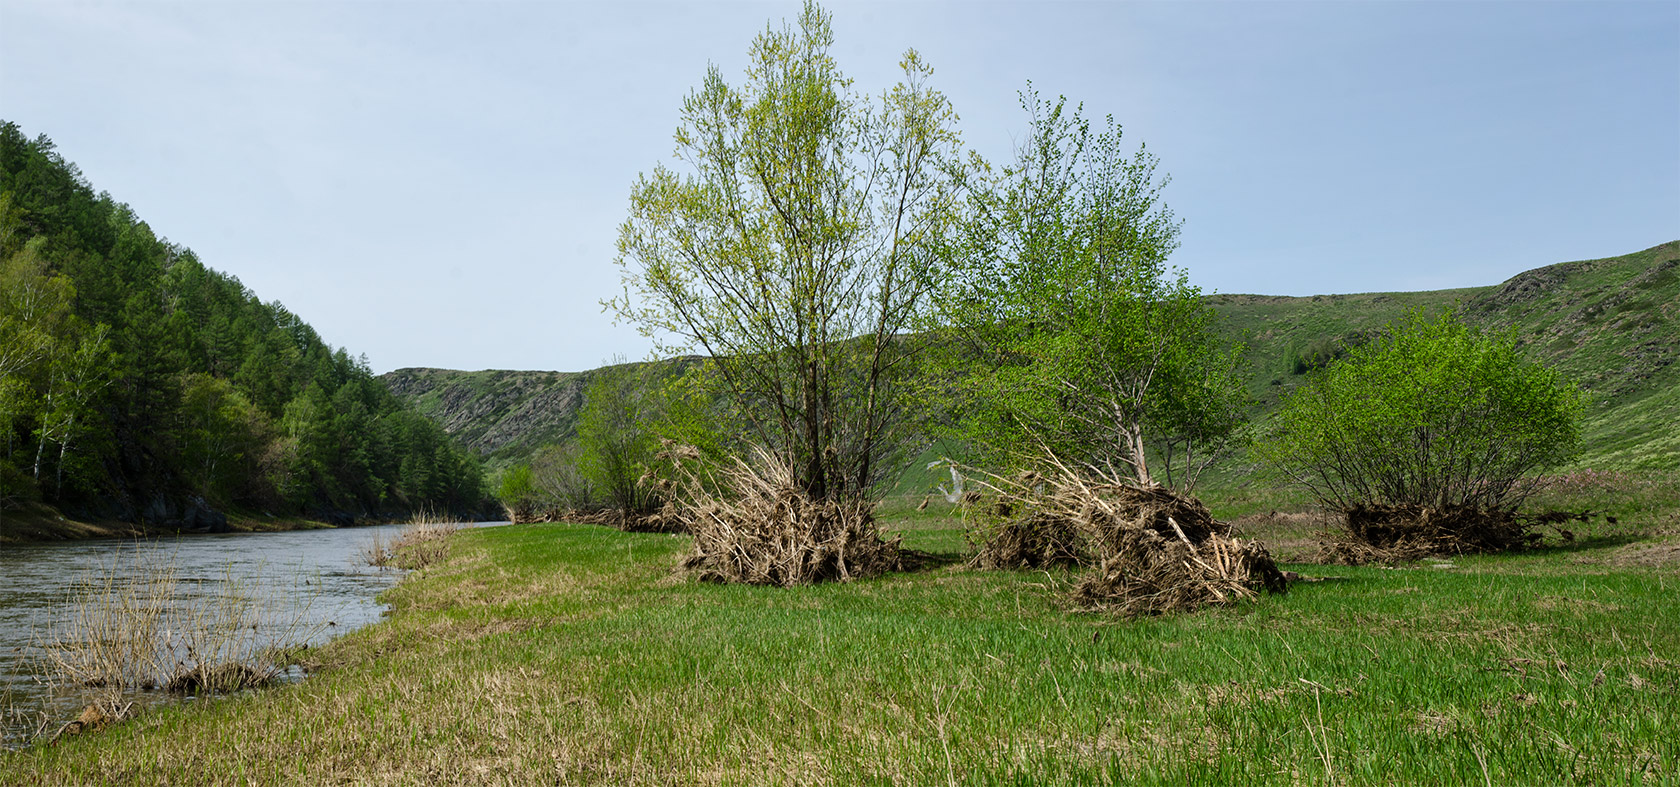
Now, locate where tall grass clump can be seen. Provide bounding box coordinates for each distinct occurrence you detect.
[1262,309,1583,560]
[360,511,462,570]
[34,548,176,695]
[30,546,320,741]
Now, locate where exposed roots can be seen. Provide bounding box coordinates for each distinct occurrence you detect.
[164,662,271,694]
[656,444,901,586]
[961,461,1284,616]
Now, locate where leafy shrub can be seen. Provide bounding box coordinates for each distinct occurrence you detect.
[1287,331,1373,375]
[1263,309,1582,520]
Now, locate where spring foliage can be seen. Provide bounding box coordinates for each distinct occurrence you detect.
[611,1,965,503]
[1263,309,1582,514]
[934,91,1243,489]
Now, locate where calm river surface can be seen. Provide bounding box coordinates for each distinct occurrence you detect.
[0,521,504,747]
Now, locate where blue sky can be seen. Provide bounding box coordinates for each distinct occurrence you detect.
[2,0,1676,374]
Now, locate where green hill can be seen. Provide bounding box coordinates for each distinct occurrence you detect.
[1213,240,1679,472]
[383,242,1680,483]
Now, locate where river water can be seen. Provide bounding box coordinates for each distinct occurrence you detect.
[0,521,503,747]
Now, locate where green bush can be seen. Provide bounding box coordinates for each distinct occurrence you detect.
[1262,309,1582,514]
[495,463,538,521]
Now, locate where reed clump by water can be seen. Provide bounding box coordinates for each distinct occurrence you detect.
[29,546,320,741]
[359,511,462,570]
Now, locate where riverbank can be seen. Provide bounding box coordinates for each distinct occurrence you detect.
[0,502,336,544]
[4,486,1675,785]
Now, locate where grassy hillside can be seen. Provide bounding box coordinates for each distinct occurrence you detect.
[1213,240,1679,472]
[384,242,1680,483]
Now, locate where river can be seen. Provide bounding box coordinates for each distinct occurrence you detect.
[0,521,504,748]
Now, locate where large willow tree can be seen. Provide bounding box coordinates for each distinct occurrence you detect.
[612,1,965,503]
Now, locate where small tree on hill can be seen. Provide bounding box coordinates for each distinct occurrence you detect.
[1262,309,1582,525]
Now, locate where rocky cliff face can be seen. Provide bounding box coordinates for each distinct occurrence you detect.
[380,357,701,471]
[379,368,586,468]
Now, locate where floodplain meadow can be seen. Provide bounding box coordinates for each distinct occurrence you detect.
[3,477,1675,785]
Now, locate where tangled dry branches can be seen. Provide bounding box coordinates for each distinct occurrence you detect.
[960,459,1285,616]
[654,444,902,586]
[1316,503,1574,565]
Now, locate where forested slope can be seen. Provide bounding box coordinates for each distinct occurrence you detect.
[0,123,487,528]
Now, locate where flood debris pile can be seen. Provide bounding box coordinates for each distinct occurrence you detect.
[969,499,1090,570]
[657,444,903,586]
[969,465,1286,616]
[540,507,685,534]
[1318,503,1584,565]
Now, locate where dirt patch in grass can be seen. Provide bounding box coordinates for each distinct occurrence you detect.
[1578,540,1680,570]
[1532,595,1624,615]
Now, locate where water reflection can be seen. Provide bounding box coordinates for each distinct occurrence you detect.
[0,521,503,747]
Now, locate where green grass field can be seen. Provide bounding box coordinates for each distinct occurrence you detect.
[7,477,1676,785]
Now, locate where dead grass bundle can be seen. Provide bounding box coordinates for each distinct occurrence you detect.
[969,511,1090,570]
[35,547,319,722]
[655,444,902,586]
[961,460,1284,616]
[1316,503,1558,565]
[549,507,686,534]
[360,517,462,570]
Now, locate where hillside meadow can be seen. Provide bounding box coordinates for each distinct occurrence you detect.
[4,471,1676,785]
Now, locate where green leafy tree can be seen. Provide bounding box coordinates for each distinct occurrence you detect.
[177,373,271,504]
[935,90,1242,489]
[611,0,966,503]
[496,463,539,521]
[1261,309,1582,514]
[575,361,663,517]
